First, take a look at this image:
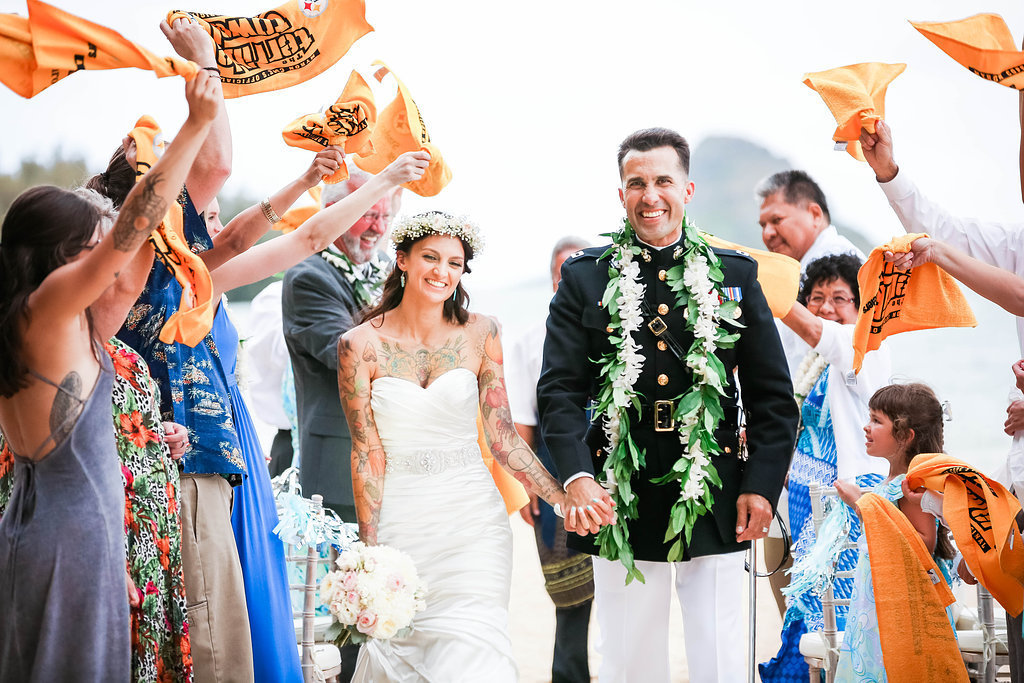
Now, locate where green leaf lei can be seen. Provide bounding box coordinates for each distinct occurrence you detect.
[593,216,744,583]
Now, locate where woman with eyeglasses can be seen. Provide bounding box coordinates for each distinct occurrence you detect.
[760,253,893,683]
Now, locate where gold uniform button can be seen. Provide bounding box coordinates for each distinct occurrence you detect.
[724,446,732,454]
[657,303,669,315]
[657,374,669,386]
[657,340,668,351]
[658,269,667,281]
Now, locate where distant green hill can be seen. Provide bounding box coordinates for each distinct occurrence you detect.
[688,136,872,256]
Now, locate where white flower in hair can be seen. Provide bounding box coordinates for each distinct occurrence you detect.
[390,211,485,254]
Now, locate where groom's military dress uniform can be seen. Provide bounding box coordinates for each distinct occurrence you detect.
[538,234,797,681]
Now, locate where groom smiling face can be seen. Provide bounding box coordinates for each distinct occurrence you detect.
[618,145,695,247]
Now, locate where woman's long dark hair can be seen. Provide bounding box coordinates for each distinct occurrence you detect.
[361,213,476,326]
[84,143,135,209]
[0,186,102,397]
[868,382,954,560]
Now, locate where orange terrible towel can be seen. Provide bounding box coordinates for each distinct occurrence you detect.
[476,413,528,516]
[852,233,976,372]
[128,116,215,348]
[281,70,377,184]
[352,61,453,198]
[912,14,1024,90]
[803,62,906,161]
[907,453,1024,616]
[0,0,196,98]
[702,234,801,318]
[857,493,968,682]
[168,0,371,99]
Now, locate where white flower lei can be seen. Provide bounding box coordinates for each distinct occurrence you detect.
[594,217,742,582]
[793,350,828,403]
[320,250,389,307]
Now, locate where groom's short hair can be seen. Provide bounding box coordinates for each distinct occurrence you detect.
[617,127,691,177]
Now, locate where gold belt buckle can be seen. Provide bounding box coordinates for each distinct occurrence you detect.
[654,400,675,432]
[648,316,667,336]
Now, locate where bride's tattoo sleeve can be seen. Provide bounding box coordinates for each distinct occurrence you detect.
[477,318,564,506]
[338,335,386,544]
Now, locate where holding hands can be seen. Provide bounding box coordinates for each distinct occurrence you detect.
[562,477,616,536]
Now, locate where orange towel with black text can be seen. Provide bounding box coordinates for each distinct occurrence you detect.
[702,234,800,318]
[802,62,905,161]
[857,493,967,682]
[282,70,377,183]
[129,116,215,348]
[912,14,1024,90]
[0,0,196,98]
[168,0,371,99]
[907,453,1024,616]
[352,61,452,197]
[852,233,976,372]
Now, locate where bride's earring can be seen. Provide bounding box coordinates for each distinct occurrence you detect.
[451,289,457,302]
[400,272,406,288]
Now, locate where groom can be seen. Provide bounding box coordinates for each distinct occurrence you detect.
[538,127,797,682]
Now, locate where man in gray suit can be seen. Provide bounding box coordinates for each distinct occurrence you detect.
[283,168,397,522]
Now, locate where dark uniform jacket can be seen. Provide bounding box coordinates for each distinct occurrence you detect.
[538,234,798,562]
[282,253,362,521]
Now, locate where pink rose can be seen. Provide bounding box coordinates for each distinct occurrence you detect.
[341,571,358,590]
[346,590,360,605]
[356,610,378,634]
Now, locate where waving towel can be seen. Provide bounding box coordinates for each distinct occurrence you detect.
[702,234,800,318]
[912,14,1024,90]
[168,0,371,99]
[857,493,967,682]
[802,62,906,161]
[852,233,976,372]
[352,61,452,197]
[129,116,215,347]
[907,453,1024,615]
[281,70,377,183]
[0,0,196,98]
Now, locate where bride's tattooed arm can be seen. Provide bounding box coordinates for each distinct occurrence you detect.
[476,317,565,507]
[338,332,386,545]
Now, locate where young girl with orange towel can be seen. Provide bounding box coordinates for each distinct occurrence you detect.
[832,383,958,682]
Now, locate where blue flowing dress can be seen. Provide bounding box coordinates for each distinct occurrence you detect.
[760,369,882,683]
[212,304,302,683]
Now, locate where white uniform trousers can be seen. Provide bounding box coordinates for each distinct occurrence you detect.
[593,552,745,683]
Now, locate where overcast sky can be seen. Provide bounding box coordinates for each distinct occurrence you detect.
[2,0,1022,289]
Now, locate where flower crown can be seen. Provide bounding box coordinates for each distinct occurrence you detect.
[390,212,484,254]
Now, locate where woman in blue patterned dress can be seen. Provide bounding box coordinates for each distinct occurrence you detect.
[761,255,892,682]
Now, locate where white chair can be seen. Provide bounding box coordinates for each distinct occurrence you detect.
[286,494,342,683]
[798,484,854,683]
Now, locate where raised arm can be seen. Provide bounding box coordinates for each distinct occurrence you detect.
[161,16,230,214]
[780,302,823,348]
[476,317,566,511]
[338,329,386,544]
[211,150,429,296]
[885,237,1024,316]
[31,72,220,320]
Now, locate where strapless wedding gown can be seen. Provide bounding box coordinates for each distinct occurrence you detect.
[351,368,518,682]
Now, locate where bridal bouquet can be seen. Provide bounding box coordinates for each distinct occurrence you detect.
[320,542,428,645]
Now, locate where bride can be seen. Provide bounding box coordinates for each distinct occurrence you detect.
[338,212,567,681]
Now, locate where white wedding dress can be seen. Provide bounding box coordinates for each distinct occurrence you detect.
[351,368,518,682]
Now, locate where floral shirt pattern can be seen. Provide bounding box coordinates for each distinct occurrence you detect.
[107,338,193,683]
[116,190,244,480]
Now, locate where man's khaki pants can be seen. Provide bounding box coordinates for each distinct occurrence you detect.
[179,473,254,683]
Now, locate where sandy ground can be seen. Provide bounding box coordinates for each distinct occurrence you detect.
[506,515,786,683]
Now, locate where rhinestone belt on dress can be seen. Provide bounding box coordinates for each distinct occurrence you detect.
[385,445,476,475]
